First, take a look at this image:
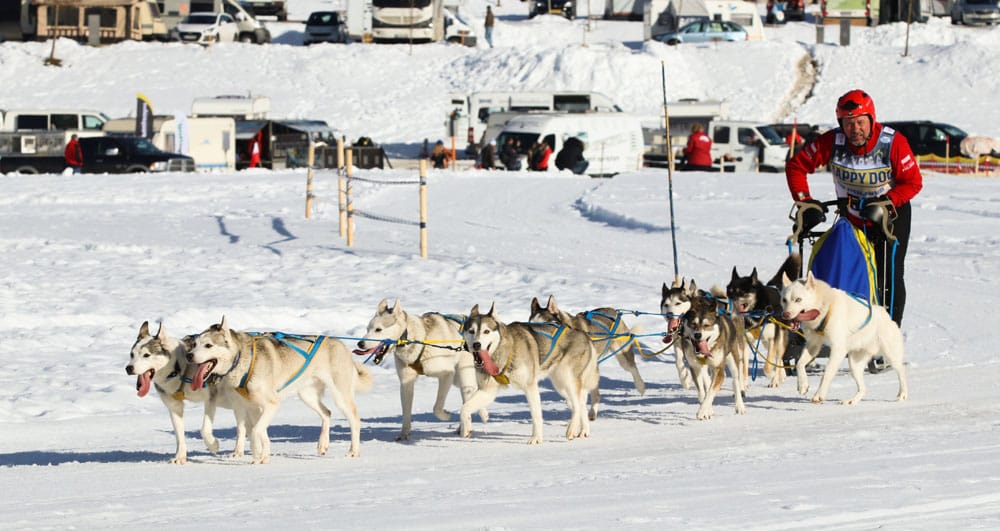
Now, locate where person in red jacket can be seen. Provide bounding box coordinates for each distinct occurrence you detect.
[681,123,713,171]
[64,134,83,174]
[786,89,923,327]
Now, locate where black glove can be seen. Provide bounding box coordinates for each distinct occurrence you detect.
[861,195,896,240]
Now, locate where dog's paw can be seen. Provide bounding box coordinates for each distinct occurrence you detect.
[170,455,187,465]
[896,392,908,402]
[798,385,810,396]
[346,448,360,458]
[317,443,329,456]
[810,395,825,404]
[395,432,410,442]
[696,407,713,420]
[434,408,452,422]
[205,439,220,455]
[478,409,490,424]
[527,436,543,445]
[735,404,746,415]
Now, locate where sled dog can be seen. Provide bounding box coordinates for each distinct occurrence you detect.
[188,317,373,464]
[127,321,237,464]
[661,278,710,390]
[678,293,747,420]
[726,253,801,388]
[354,299,487,441]
[460,303,600,444]
[530,296,645,403]
[780,272,908,405]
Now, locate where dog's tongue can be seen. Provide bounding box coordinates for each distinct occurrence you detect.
[136,370,153,398]
[696,340,711,356]
[477,350,501,376]
[667,317,680,333]
[352,346,378,356]
[191,361,214,391]
[796,309,821,323]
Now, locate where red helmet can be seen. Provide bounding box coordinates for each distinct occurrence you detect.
[836,89,876,123]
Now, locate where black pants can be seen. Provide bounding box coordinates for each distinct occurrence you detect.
[865,202,911,326]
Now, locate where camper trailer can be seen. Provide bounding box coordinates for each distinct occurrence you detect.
[191,94,270,120]
[496,112,644,177]
[156,117,236,171]
[29,0,169,42]
[447,91,622,156]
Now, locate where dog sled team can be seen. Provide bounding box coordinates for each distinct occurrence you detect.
[126,263,908,464]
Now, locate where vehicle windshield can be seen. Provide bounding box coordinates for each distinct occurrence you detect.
[938,123,968,138]
[182,14,218,24]
[131,137,164,155]
[308,12,338,24]
[757,125,784,145]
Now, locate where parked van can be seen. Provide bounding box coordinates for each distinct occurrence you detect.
[447,91,622,156]
[706,120,787,172]
[496,112,644,177]
[0,109,110,132]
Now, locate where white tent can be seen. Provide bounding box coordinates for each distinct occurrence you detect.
[648,0,766,40]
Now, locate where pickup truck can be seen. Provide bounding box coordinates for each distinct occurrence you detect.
[0,136,196,174]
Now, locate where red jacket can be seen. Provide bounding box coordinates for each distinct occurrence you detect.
[64,138,83,167]
[786,122,922,224]
[683,132,713,167]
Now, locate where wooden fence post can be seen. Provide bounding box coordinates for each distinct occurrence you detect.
[346,149,354,248]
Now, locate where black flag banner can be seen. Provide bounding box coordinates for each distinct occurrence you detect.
[135,94,154,139]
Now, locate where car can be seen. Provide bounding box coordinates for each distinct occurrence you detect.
[652,19,748,45]
[950,0,1000,25]
[529,0,575,19]
[882,120,968,158]
[171,12,240,44]
[784,0,807,20]
[303,11,348,44]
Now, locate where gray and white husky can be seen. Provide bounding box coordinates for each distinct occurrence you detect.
[460,303,600,444]
[126,321,239,464]
[780,271,908,405]
[678,293,747,420]
[354,298,487,441]
[188,317,373,464]
[660,278,703,390]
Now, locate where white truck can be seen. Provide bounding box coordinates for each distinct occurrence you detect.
[447,91,622,156]
[705,120,788,172]
[496,112,644,177]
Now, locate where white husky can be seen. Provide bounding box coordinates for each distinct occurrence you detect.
[354,299,487,441]
[127,321,238,464]
[188,317,373,464]
[780,272,908,405]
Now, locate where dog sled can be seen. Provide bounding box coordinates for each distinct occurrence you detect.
[786,197,899,374]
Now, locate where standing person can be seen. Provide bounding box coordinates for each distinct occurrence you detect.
[555,136,588,174]
[500,137,521,170]
[786,89,923,328]
[249,132,262,169]
[680,123,713,171]
[484,6,495,48]
[429,140,450,169]
[479,140,497,170]
[530,139,551,171]
[64,133,83,174]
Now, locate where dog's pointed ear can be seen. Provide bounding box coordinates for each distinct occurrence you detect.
[220,315,227,330]
[470,304,480,318]
[530,297,541,316]
[487,302,496,317]
[377,298,389,313]
[780,272,791,288]
[731,267,739,282]
[750,268,759,283]
[389,299,401,314]
[805,270,816,287]
[156,321,167,341]
[662,282,669,298]
[546,295,558,313]
[688,279,698,296]
[138,321,150,339]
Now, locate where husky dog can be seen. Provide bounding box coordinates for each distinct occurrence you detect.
[126,321,237,464]
[726,254,802,388]
[660,278,708,390]
[529,296,644,421]
[354,299,487,441]
[188,317,373,464]
[780,272,908,405]
[678,294,747,420]
[460,303,600,444]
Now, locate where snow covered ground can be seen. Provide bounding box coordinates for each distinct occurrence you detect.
[2,2,1000,529]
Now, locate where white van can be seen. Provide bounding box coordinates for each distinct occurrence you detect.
[447,91,622,156]
[706,120,787,172]
[0,109,110,132]
[496,112,644,177]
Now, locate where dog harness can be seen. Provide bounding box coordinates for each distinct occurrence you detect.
[235,333,326,398]
[582,310,637,365]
